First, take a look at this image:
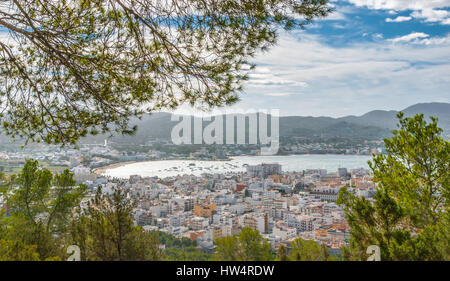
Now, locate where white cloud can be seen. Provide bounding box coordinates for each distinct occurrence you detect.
[372,33,384,39]
[387,32,450,45]
[409,34,450,45]
[263,93,293,97]
[237,30,450,116]
[386,16,412,22]
[346,0,450,25]
[317,4,361,21]
[346,0,450,10]
[390,32,429,43]
[323,10,347,21]
[411,8,450,24]
[248,66,308,88]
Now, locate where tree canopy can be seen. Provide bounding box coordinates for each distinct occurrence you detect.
[337,113,449,261]
[287,237,333,261]
[0,160,86,259]
[214,227,273,261]
[0,160,163,261]
[0,0,331,145]
[69,186,163,261]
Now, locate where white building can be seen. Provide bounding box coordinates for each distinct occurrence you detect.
[272,224,297,240]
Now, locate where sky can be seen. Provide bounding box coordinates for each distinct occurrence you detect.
[1,1,449,118]
[196,0,450,117]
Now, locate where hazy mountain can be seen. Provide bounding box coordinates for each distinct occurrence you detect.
[339,103,450,131]
[82,102,450,144]
[1,102,449,146]
[340,110,399,130]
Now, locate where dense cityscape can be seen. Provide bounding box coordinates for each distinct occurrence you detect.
[1,142,378,258]
[0,0,448,269]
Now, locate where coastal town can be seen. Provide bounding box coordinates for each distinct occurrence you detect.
[121,163,373,256]
[0,135,384,173]
[0,141,377,257]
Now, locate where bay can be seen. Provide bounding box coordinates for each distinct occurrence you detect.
[101,154,373,179]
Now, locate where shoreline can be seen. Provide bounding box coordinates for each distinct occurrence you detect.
[93,161,139,174]
[94,153,373,174]
[93,158,231,174]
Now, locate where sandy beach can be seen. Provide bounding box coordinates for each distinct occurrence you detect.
[94,157,235,175]
[93,161,138,174]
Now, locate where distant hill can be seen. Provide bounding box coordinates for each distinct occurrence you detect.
[76,102,450,144]
[339,102,450,131]
[1,102,449,146]
[340,110,399,129]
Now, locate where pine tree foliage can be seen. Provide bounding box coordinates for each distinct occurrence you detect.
[338,113,449,261]
[0,0,331,145]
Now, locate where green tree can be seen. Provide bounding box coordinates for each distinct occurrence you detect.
[0,0,331,145]
[70,187,163,261]
[163,246,214,261]
[338,113,449,261]
[289,237,333,261]
[276,244,289,261]
[214,235,240,261]
[0,239,40,261]
[0,159,86,259]
[214,227,273,261]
